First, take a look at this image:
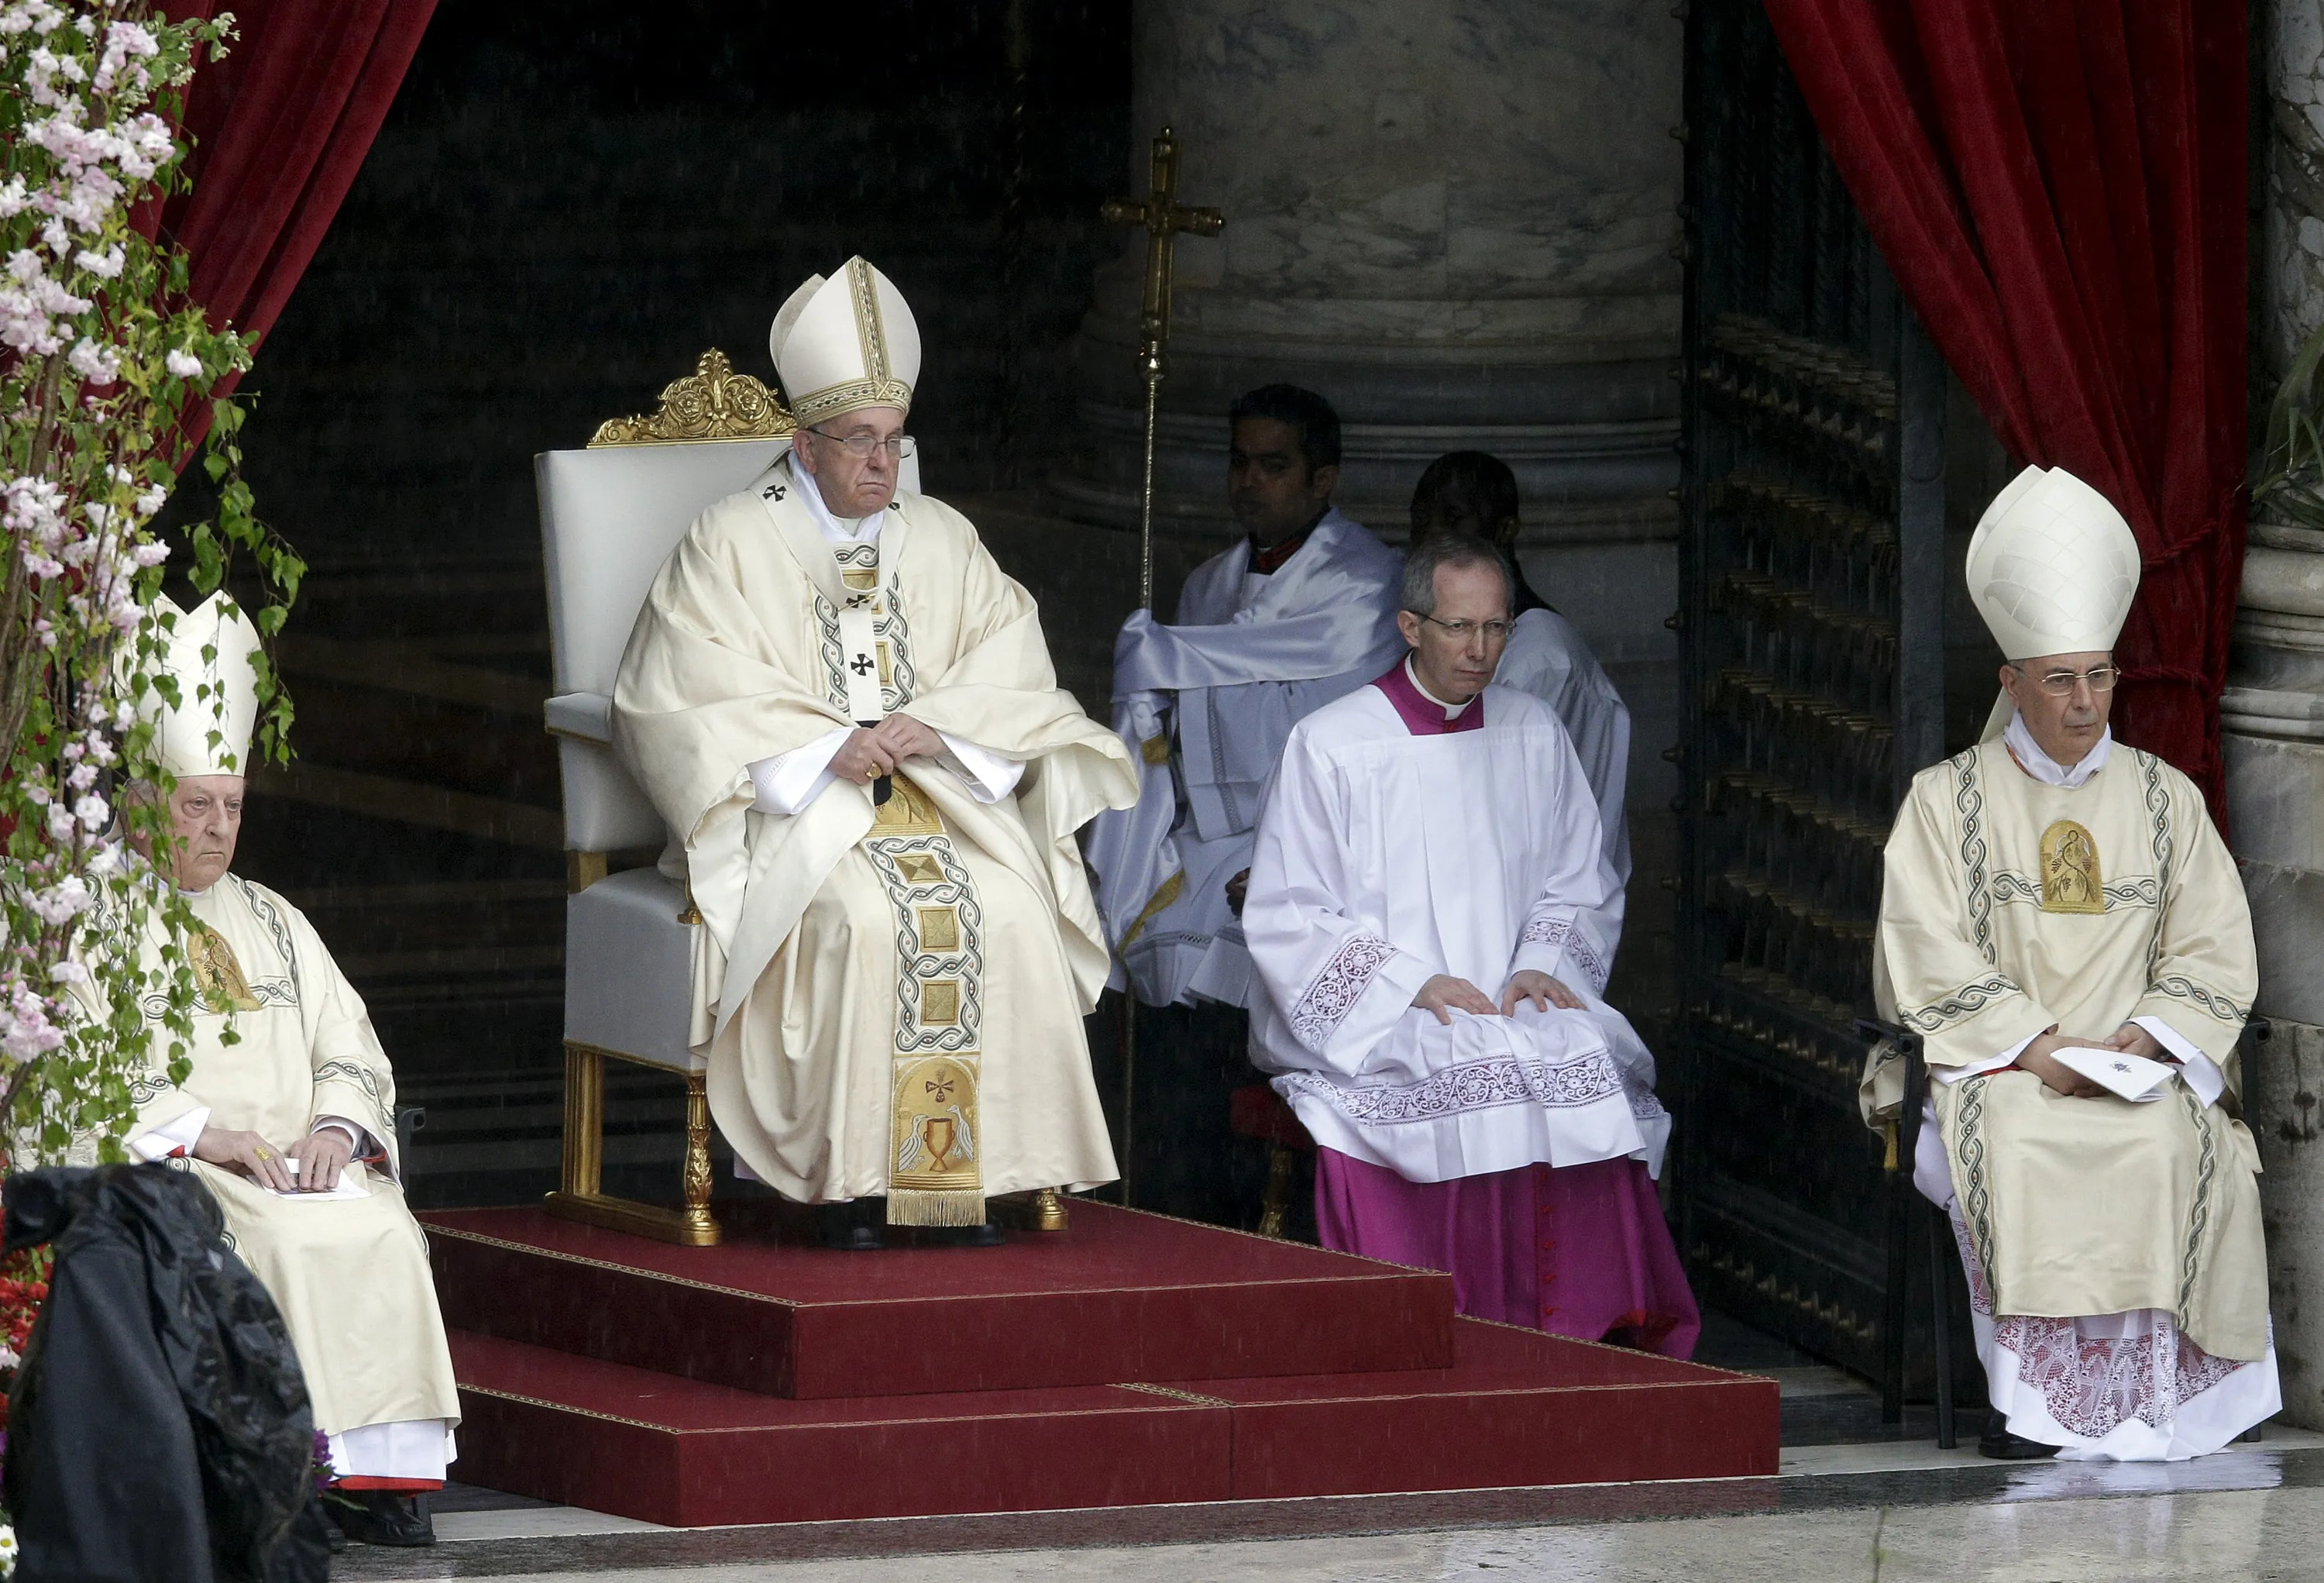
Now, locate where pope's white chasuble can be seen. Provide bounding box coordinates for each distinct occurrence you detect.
[119,874,459,1446]
[1243,671,1669,1184]
[1874,738,2267,1367]
[612,457,1137,1217]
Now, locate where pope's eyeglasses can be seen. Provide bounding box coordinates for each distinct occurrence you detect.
[808,427,915,459]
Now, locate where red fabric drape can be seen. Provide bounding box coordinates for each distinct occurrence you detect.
[142,0,436,449]
[1762,0,2247,816]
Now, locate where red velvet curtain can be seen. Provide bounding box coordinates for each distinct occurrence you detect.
[143,0,437,448]
[1762,0,2247,815]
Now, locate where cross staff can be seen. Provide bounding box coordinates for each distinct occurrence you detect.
[1102,126,1224,612]
[1100,127,1221,1210]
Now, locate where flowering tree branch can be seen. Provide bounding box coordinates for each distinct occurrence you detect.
[0,1,301,1165]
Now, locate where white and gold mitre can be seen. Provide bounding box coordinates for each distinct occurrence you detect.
[139,591,262,778]
[768,256,920,428]
[1965,464,2141,660]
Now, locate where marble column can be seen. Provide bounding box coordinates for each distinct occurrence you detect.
[1055,0,1689,1009]
[2229,0,2324,1432]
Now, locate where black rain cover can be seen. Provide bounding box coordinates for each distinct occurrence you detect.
[3,1164,328,1582]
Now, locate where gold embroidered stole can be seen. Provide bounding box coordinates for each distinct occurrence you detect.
[191,923,261,1013]
[862,775,987,1226]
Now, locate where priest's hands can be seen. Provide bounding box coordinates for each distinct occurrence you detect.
[289,1127,356,1192]
[1226,869,1250,917]
[2016,1031,2111,1099]
[193,1125,299,1192]
[2105,1023,2171,1062]
[1501,971,1584,1015]
[1415,975,1497,1024]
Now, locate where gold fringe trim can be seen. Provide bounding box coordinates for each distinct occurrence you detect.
[886,1186,988,1227]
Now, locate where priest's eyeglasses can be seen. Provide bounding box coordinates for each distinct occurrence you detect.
[1413,614,1514,642]
[2019,663,2121,696]
[807,426,916,459]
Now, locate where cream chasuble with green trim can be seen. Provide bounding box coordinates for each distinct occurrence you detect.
[116,874,461,1437]
[1873,737,2267,1361]
[612,457,1138,1212]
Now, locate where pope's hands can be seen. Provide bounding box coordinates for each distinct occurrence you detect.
[871,713,944,762]
[193,1125,298,1192]
[288,1127,356,1192]
[831,728,896,787]
[1414,975,1497,1025]
[1501,970,1583,1015]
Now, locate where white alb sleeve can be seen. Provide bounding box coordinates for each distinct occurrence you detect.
[130,1105,211,1162]
[1932,1029,2043,1084]
[2131,1015,2227,1108]
[935,733,1024,804]
[748,726,854,816]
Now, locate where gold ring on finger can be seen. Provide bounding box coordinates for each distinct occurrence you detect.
[256,1148,273,1159]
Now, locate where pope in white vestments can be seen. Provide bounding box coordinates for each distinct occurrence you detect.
[1088,385,1404,1009]
[107,594,459,1547]
[613,259,1137,1244]
[1871,465,2276,1461]
[1245,536,1697,1353]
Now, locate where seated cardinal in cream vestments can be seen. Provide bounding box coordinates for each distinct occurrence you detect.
[100,594,459,1545]
[613,259,1138,1242]
[1873,466,2275,1462]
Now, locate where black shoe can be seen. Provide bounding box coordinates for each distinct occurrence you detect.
[816,1198,886,1251]
[323,1488,435,1547]
[916,1220,1007,1247]
[1977,1412,2060,1460]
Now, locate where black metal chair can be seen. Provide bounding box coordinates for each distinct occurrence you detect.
[1858,1013,2271,1454]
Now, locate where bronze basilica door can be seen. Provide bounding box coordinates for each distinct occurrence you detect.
[1672,0,1957,1399]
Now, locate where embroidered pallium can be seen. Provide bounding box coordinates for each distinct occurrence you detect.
[814,545,916,714]
[2038,819,2104,914]
[861,776,988,1226]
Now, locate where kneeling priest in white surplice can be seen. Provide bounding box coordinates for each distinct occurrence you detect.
[1872,465,2275,1461]
[613,258,1138,1248]
[101,594,459,1547]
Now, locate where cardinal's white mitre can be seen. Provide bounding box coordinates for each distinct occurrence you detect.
[1965,464,2141,660]
[140,591,263,778]
[768,257,920,429]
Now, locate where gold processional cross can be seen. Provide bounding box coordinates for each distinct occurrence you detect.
[1100,129,1222,1207]
[1102,126,1224,612]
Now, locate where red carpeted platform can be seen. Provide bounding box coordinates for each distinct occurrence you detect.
[428,1203,1779,1526]
[425,1201,1455,1396]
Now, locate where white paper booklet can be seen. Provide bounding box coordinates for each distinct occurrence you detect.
[2049,1046,2177,1103]
[267,1160,372,1201]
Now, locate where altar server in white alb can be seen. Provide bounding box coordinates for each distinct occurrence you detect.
[1243,535,1697,1353]
[1087,385,1404,1008]
[1872,464,2274,1461]
[109,593,459,1547]
[1409,449,1631,965]
[613,258,1137,1249]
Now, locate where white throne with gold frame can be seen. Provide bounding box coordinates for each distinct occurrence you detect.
[535,351,923,1246]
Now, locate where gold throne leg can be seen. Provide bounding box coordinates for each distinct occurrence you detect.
[543,1041,721,1247]
[1257,1144,1295,1240]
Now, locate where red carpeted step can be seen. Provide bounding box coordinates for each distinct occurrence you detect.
[446,1319,1779,1527]
[1170,1319,1781,1497]
[424,1200,1453,1399]
[446,1328,1234,1526]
